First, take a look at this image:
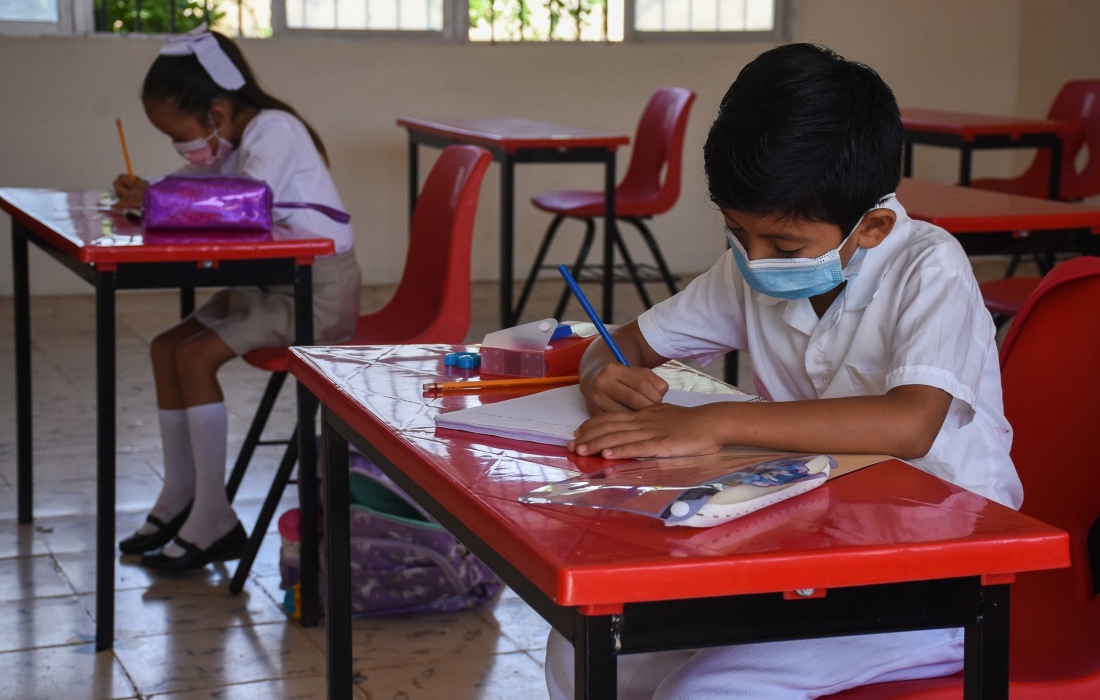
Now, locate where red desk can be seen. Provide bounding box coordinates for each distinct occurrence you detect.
[0,188,334,649]
[897,178,1100,269]
[289,344,1069,700]
[397,117,630,327]
[901,108,1080,199]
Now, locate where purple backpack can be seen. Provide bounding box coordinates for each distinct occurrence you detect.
[280,451,501,617]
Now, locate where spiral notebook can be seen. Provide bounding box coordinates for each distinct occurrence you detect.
[434,384,761,446]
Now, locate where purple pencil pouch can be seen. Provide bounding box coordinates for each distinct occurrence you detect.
[142,174,350,232]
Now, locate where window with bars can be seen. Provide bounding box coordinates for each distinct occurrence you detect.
[2,0,783,40]
[0,0,58,22]
[286,0,442,31]
[89,0,268,35]
[469,0,778,42]
[1,0,73,33]
[635,0,775,33]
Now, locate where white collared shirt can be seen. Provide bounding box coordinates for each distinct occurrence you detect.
[638,197,1022,509]
[183,110,354,254]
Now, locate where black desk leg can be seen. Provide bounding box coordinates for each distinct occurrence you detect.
[12,224,33,524]
[322,413,353,700]
[574,613,618,700]
[602,151,617,324]
[501,155,516,328]
[408,138,419,226]
[963,583,1010,699]
[1048,137,1063,200]
[294,263,320,627]
[179,288,195,319]
[903,139,914,178]
[723,351,739,386]
[959,145,973,187]
[95,271,117,651]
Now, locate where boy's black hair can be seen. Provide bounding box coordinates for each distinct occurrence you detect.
[704,43,902,234]
[142,31,329,166]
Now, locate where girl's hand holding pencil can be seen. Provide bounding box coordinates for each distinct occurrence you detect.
[112,118,148,209]
[112,173,149,209]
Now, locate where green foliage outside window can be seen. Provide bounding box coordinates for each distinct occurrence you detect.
[470,0,606,41]
[101,0,225,34]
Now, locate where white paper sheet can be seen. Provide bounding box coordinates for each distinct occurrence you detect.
[434,385,759,446]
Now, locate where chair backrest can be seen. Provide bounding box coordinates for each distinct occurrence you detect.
[999,255,1100,681]
[1021,80,1100,200]
[354,145,491,344]
[616,87,696,214]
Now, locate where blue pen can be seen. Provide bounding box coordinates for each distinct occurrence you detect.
[557,264,631,366]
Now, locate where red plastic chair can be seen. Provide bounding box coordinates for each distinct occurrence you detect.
[513,87,696,321]
[823,256,1100,699]
[970,80,1100,201]
[969,81,1099,283]
[226,145,493,593]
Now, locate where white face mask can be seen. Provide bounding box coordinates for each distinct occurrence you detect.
[173,117,234,168]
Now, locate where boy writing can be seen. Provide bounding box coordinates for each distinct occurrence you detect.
[546,43,1022,699]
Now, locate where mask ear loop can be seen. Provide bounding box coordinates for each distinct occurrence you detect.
[206,109,237,157]
[841,193,896,271]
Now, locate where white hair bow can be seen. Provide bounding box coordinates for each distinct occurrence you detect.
[160,22,246,91]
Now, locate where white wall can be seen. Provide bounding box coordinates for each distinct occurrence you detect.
[1018,0,1100,117]
[0,0,1027,295]
[1016,0,1100,203]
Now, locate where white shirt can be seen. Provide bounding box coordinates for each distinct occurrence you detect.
[185,109,354,254]
[638,197,1022,509]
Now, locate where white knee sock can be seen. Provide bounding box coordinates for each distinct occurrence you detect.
[142,409,195,533]
[163,402,239,554]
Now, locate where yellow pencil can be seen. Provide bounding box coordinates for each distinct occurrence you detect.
[423,375,580,392]
[115,118,135,183]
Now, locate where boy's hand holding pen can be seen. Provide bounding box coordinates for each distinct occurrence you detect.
[581,360,668,415]
[557,264,669,416]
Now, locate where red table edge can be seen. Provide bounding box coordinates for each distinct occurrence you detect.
[556,532,1069,608]
[912,211,1100,235]
[396,117,631,153]
[289,347,1071,610]
[898,180,1100,234]
[900,110,1081,141]
[0,195,334,266]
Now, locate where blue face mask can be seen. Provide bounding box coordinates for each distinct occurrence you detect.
[726,194,894,300]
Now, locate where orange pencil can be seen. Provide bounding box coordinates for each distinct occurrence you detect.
[423,375,580,392]
[115,118,135,183]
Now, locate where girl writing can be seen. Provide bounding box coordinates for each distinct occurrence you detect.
[114,24,361,572]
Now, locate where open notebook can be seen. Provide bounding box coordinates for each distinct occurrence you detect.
[434,385,761,446]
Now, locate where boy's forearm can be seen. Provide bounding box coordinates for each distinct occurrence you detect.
[709,386,951,459]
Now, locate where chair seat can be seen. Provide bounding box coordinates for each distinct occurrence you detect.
[823,671,1100,699]
[532,189,659,218]
[979,277,1042,316]
[242,345,292,373]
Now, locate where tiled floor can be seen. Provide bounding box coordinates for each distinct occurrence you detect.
[0,256,1028,699]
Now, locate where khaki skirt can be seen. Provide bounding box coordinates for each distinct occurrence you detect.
[192,249,361,356]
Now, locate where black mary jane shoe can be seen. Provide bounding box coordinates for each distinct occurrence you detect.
[141,522,248,573]
[118,503,193,555]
